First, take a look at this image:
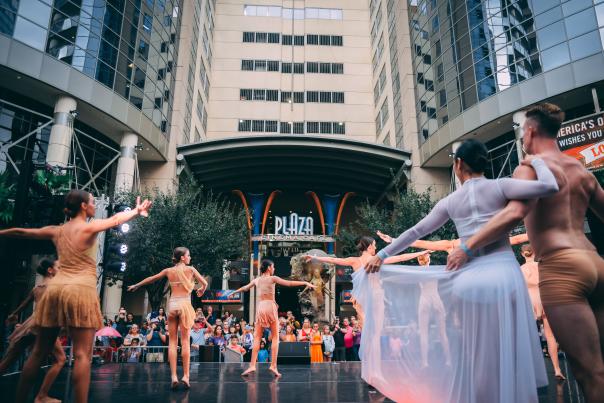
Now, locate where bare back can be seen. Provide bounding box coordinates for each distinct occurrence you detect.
[165,265,195,297]
[255,275,276,300]
[525,152,598,258]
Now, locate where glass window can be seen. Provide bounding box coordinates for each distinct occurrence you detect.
[238,119,251,131]
[280,121,292,133]
[281,91,291,103]
[267,60,279,71]
[293,122,304,134]
[541,42,570,70]
[569,30,602,60]
[294,9,304,20]
[294,63,304,73]
[143,14,153,33]
[138,39,149,60]
[320,122,332,134]
[562,0,592,16]
[17,0,51,27]
[307,62,319,73]
[255,60,266,71]
[266,89,279,101]
[282,8,292,19]
[320,63,331,73]
[252,120,264,132]
[331,9,343,20]
[535,6,562,29]
[320,35,330,45]
[281,63,292,73]
[294,92,304,103]
[13,17,47,50]
[333,122,345,134]
[268,6,281,17]
[333,92,344,103]
[306,8,318,19]
[597,4,604,27]
[253,89,265,101]
[307,34,318,45]
[256,32,267,43]
[282,34,292,45]
[331,36,343,46]
[320,92,332,103]
[307,122,319,133]
[244,5,257,16]
[318,9,330,19]
[332,63,344,74]
[294,35,304,46]
[265,120,278,132]
[243,32,255,42]
[306,91,319,102]
[268,32,280,43]
[256,6,268,16]
[538,21,566,49]
[0,8,16,36]
[565,8,597,39]
[242,59,254,70]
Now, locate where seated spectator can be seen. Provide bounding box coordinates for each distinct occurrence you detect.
[298,318,312,342]
[210,325,226,349]
[257,340,269,363]
[283,324,297,342]
[190,318,208,362]
[146,322,166,362]
[322,325,335,362]
[226,335,246,356]
[125,339,142,363]
[124,324,146,346]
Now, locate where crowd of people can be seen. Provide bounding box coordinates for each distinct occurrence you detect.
[93,306,363,365]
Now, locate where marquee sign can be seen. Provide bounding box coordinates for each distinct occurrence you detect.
[275,213,314,235]
[558,113,604,171]
[200,290,242,304]
[251,234,335,242]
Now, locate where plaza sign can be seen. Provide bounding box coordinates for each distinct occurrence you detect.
[251,234,335,242]
[558,113,604,171]
[275,213,314,235]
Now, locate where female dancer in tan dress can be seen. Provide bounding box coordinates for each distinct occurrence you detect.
[128,247,207,389]
[304,237,430,327]
[520,244,565,380]
[0,259,65,403]
[234,259,316,377]
[0,189,151,403]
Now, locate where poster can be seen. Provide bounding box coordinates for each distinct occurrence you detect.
[558,113,604,171]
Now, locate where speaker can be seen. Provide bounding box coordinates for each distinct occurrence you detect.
[277,342,310,364]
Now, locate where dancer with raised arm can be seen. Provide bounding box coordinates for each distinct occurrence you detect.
[520,244,565,380]
[359,139,558,402]
[0,259,65,403]
[234,259,316,377]
[0,190,151,403]
[446,104,604,400]
[127,247,208,389]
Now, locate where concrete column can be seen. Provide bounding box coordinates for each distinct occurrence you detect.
[451,141,463,189]
[102,277,123,320]
[46,96,77,168]
[513,110,526,162]
[114,132,138,193]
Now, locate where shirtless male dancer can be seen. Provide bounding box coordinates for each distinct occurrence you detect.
[447,103,604,402]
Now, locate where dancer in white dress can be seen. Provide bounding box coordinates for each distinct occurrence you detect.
[356,139,557,403]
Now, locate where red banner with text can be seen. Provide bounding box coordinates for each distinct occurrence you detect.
[558,113,604,171]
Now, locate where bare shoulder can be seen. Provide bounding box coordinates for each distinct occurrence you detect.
[512,164,537,179]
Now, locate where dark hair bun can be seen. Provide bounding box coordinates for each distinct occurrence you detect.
[63,190,91,218]
[172,247,190,264]
[356,236,375,254]
[260,259,274,273]
[36,258,57,276]
[454,139,488,173]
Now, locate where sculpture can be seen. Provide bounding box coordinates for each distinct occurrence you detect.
[289,249,335,322]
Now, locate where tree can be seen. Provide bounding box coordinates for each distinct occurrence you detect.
[113,184,248,310]
[338,188,457,264]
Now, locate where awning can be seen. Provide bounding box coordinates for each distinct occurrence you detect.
[177,135,411,199]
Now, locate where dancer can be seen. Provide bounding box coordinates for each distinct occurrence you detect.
[304,238,431,328]
[520,244,565,380]
[0,259,66,403]
[0,190,151,403]
[447,104,604,401]
[360,139,558,402]
[127,247,208,389]
[233,259,316,377]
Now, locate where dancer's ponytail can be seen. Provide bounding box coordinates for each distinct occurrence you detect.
[260,259,274,273]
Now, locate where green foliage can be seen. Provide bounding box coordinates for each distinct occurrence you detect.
[114,183,248,309]
[32,168,71,196]
[0,171,16,224]
[338,188,457,264]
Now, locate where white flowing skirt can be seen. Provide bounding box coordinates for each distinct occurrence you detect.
[352,251,547,403]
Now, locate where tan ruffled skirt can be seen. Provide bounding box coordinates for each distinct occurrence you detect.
[168,296,195,329]
[255,300,278,328]
[35,283,103,329]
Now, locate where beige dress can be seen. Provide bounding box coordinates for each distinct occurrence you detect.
[167,265,196,329]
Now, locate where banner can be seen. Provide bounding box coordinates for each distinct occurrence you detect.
[200,290,242,304]
[558,113,604,171]
[341,290,353,304]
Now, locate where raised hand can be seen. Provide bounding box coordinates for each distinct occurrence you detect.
[520,154,539,167]
[365,255,383,273]
[376,230,393,243]
[135,196,152,217]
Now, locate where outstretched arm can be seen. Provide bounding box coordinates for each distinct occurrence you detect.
[384,250,432,264]
[0,225,58,241]
[509,233,529,245]
[273,276,316,289]
[233,279,256,294]
[496,157,559,199]
[82,197,152,237]
[6,290,35,324]
[410,239,456,252]
[305,255,357,267]
[192,267,209,297]
[127,269,168,292]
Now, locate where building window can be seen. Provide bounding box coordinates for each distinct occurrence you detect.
[307,121,319,133]
[332,63,344,74]
[293,122,304,134]
[267,60,280,71]
[252,120,264,132]
[265,120,278,132]
[280,122,292,133]
[157,68,166,80]
[320,91,332,103]
[255,60,267,71]
[281,63,292,73]
[307,62,319,73]
[282,35,292,45]
[242,60,254,70]
[293,92,305,103]
[266,89,279,101]
[268,33,280,43]
[320,122,332,134]
[294,35,304,46]
[253,89,266,101]
[306,91,319,102]
[243,32,255,42]
[281,91,292,103]
[307,34,318,45]
[240,89,253,100]
[333,122,345,134]
[333,92,344,104]
[320,63,331,74]
[239,119,251,131]
[256,32,267,43]
[331,35,343,46]
[294,63,304,74]
[320,35,331,45]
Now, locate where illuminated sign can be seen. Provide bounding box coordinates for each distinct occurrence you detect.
[200,290,242,304]
[275,213,314,235]
[251,234,335,242]
[341,290,353,304]
[558,113,604,171]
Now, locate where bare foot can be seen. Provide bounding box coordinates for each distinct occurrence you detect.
[35,397,61,403]
[171,377,179,390]
[555,371,566,381]
[268,367,282,378]
[241,367,256,376]
[181,377,190,389]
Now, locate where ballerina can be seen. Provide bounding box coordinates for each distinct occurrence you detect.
[358,139,559,402]
[520,244,565,380]
[127,247,208,389]
[0,190,151,403]
[234,259,316,377]
[304,237,430,328]
[0,259,65,403]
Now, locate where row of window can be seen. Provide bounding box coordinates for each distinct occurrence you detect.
[242,32,343,46]
[239,89,345,104]
[241,60,344,74]
[238,120,346,134]
[243,5,343,20]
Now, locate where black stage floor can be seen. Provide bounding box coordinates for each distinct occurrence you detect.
[0,360,584,402]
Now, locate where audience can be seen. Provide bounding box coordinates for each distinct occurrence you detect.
[257,340,269,363]
[322,325,335,362]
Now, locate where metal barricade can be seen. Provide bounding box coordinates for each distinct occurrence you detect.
[116,346,176,363]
